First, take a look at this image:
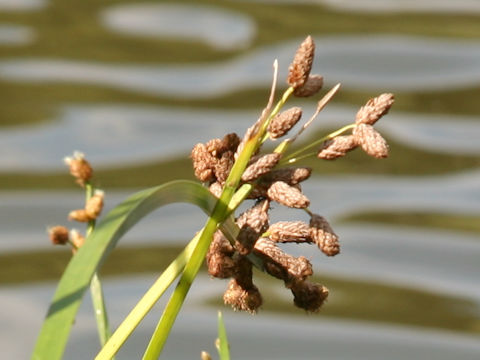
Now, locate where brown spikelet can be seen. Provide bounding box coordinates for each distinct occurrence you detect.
[267,181,310,208]
[265,167,312,185]
[64,152,93,187]
[223,278,262,314]
[85,190,104,220]
[288,279,329,312]
[209,181,223,198]
[201,351,212,360]
[205,138,223,157]
[287,36,315,89]
[293,74,324,97]
[268,107,303,139]
[353,124,389,158]
[309,214,340,256]
[220,132,240,153]
[267,221,311,243]
[214,150,234,184]
[253,238,312,281]
[70,229,85,253]
[68,209,90,223]
[317,135,357,160]
[48,225,69,245]
[241,153,281,182]
[235,200,270,255]
[206,230,235,279]
[356,93,395,126]
[191,143,216,182]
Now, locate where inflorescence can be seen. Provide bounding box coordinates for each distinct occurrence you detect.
[192,35,394,313]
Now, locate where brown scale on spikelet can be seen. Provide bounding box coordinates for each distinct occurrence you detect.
[264,167,312,185]
[48,225,69,245]
[85,190,104,220]
[220,132,241,154]
[267,181,310,209]
[241,153,281,182]
[253,238,312,281]
[353,124,389,159]
[268,107,303,139]
[309,214,340,256]
[214,151,234,184]
[223,278,262,314]
[293,74,324,97]
[287,36,315,89]
[235,200,270,255]
[209,181,223,198]
[68,209,90,223]
[267,221,311,243]
[318,135,357,160]
[356,93,395,126]
[70,229,85,253]
[64,151,93,187]
[206,230,236,279]
[288,279,329,312]
[191,143,216,182]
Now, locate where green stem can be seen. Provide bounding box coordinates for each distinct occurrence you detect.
[95,184,252,360]
[85,182,112,350]
[280,123,356,165]
[142,86,294,360]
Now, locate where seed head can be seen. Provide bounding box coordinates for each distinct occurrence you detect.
[64,151,93,187]
[287,36,315,89]
[235,200,270,255]
[267,181,310,208]
[70,229,85,253]
[214,150,234,184]
[48,225,69,245]
[309,214,340,256]
[265,167,312,185]
[254,238,313,281]
[293,74,324,97]
[317,135,357,160]
[209,181,223,198]
[191,143,216,182]
[201,351,212,360]
[289,279,329,312]
[68,209,90,223]
[356,93,395,126]
[267,221,311,243]
[268,107,303,139]
[206,230,236,279]
[353,124,389,158]
[241,153,281,182]
[85,190,104,220]
[223,278,262,314]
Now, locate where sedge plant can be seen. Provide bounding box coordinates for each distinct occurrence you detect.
[34,35,394,360]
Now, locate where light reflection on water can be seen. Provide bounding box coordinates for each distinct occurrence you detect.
[1,35,480,94]
[3,275,480,360]
[1,103,480,171]
[101,3,256,50]
[234,0,480,14]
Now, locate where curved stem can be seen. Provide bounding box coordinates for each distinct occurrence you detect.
[142,83,293,360]
[85,182,112,351]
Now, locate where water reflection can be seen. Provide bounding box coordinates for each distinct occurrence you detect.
[0,24,34,45]
[1,36,480,94]
[101,3,256,50]
[1,104,479,171]
[0,0,45,11]
[236,0,480,14]
[2,275,480,359]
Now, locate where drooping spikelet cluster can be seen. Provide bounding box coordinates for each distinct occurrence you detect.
[191,35,394,314]
[47,152,104,253]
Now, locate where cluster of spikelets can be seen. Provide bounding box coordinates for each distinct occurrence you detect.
[191,36,394,314]
[47,152,104,252]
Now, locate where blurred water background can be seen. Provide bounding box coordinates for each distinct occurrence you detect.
[1,1,480,359]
